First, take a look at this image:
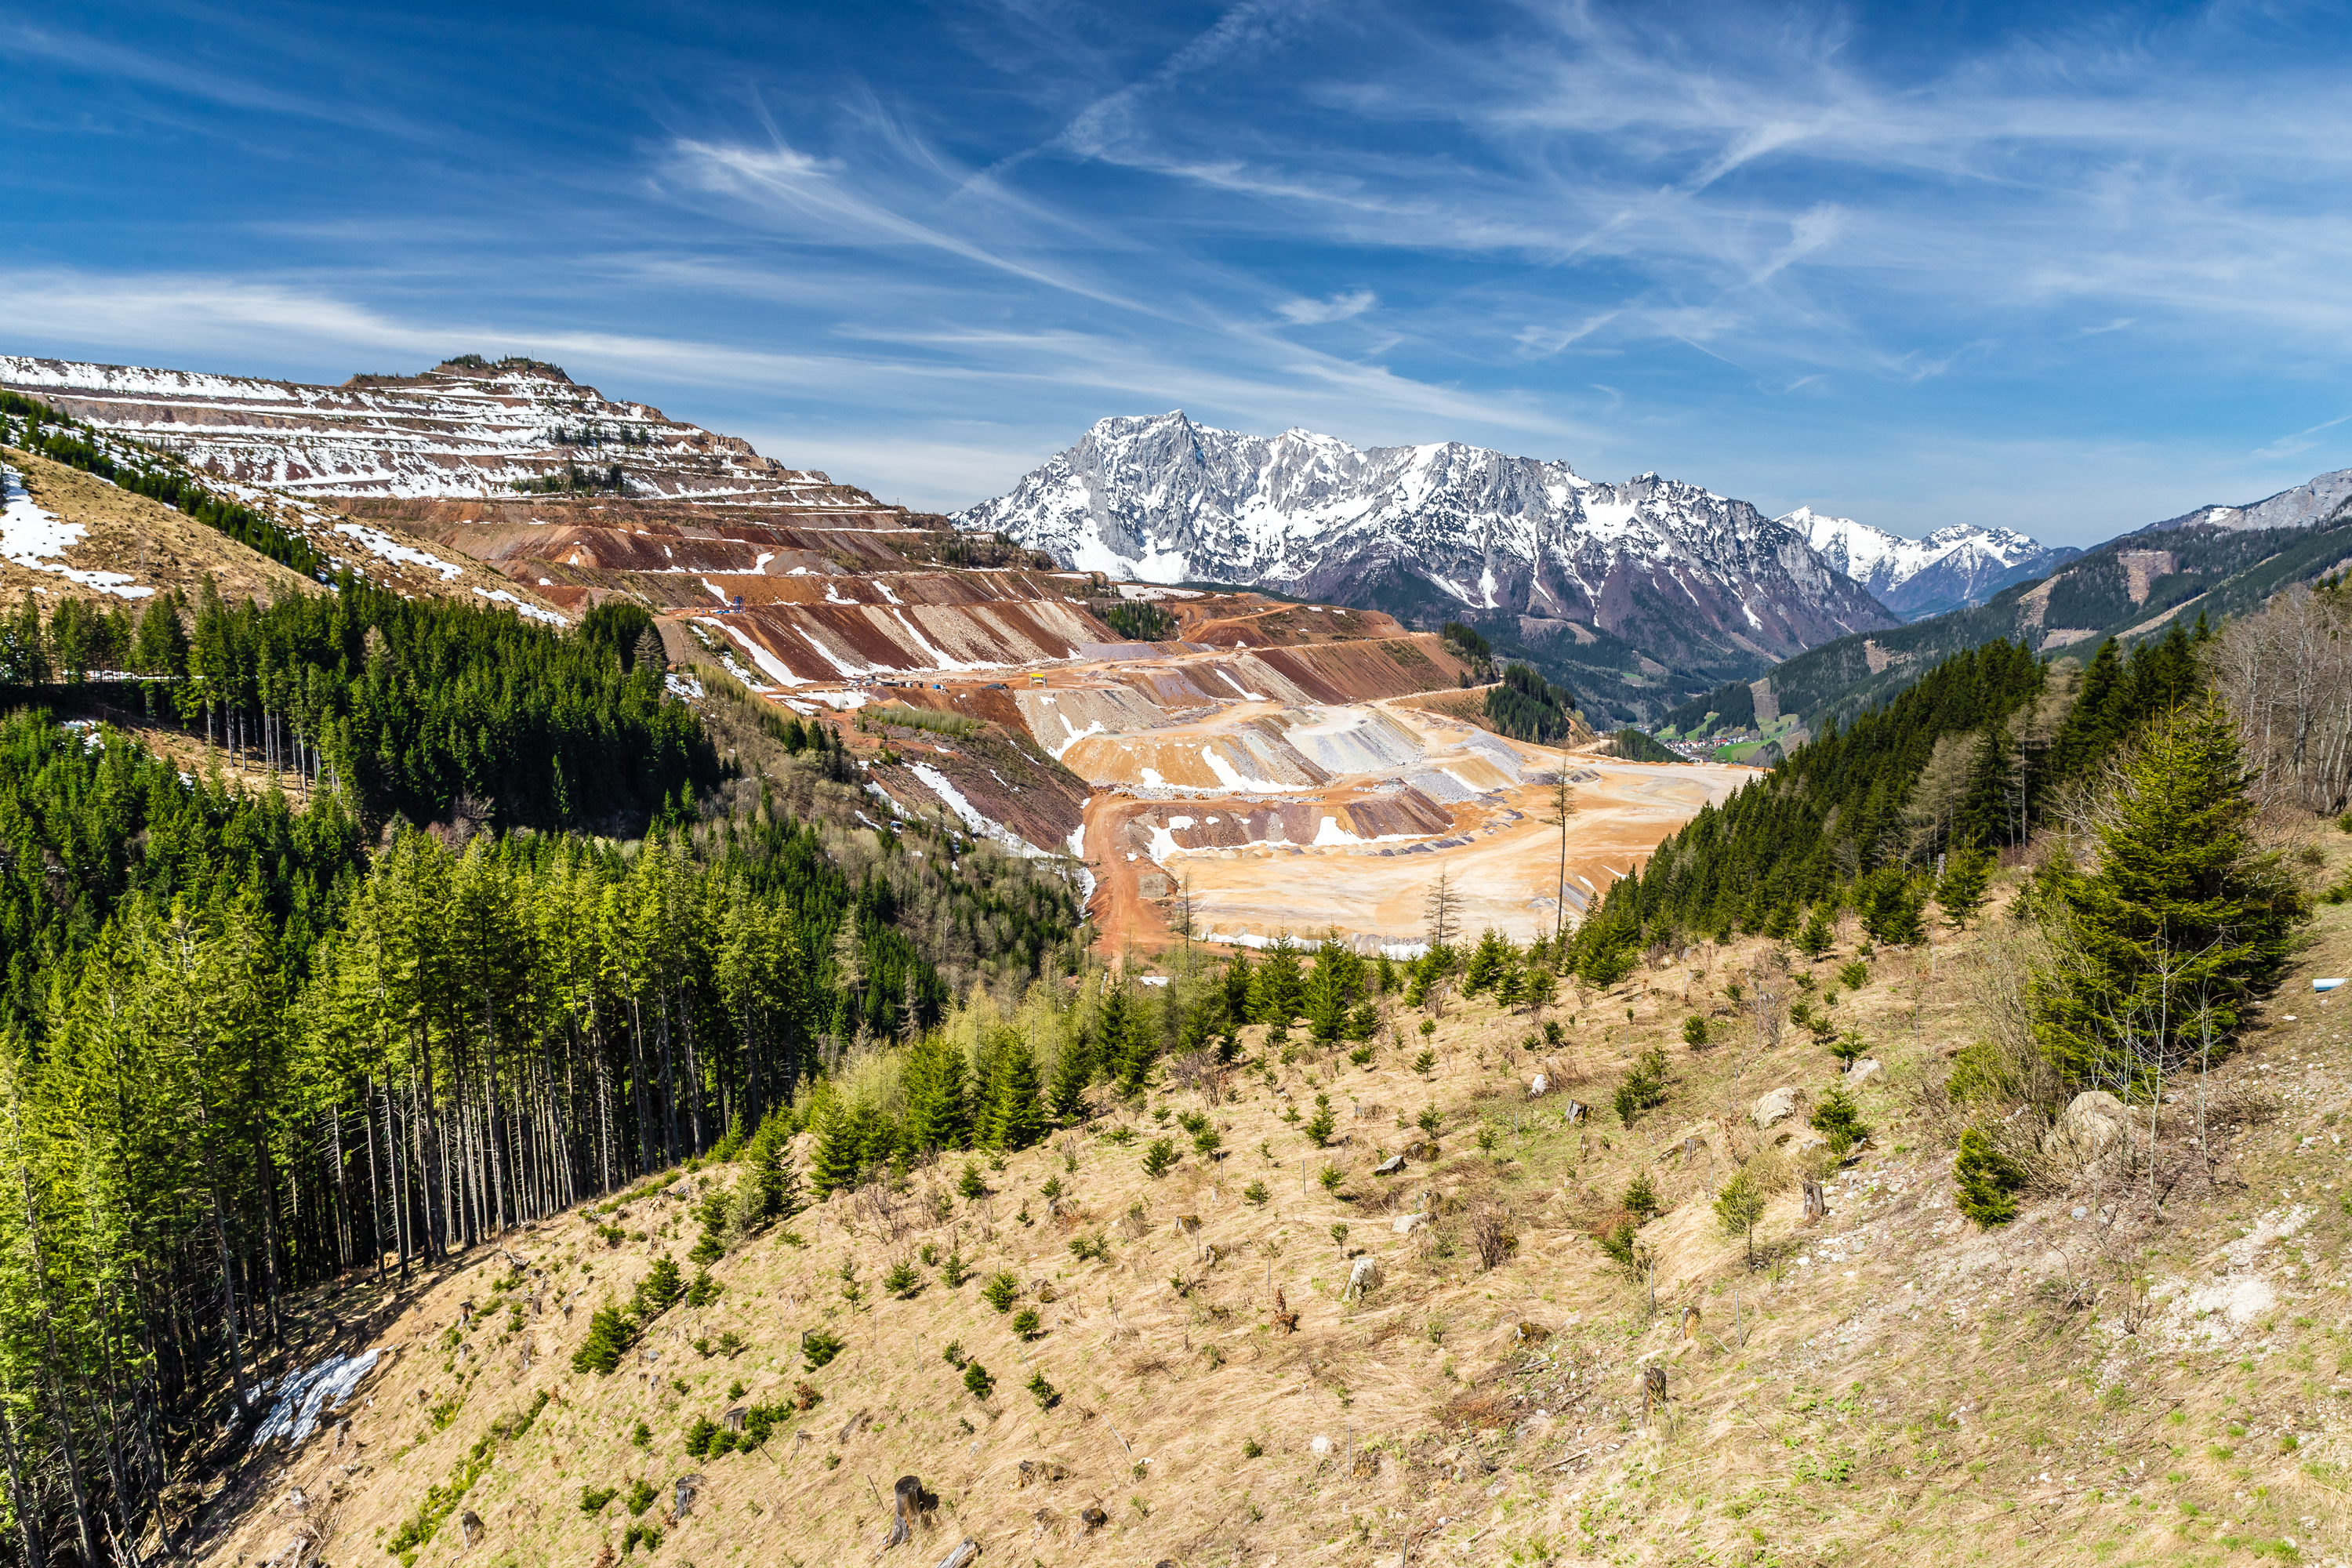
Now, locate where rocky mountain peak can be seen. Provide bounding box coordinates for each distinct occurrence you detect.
[956,416,1899,721]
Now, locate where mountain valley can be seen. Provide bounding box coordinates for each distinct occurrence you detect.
[8,351,2352,1568]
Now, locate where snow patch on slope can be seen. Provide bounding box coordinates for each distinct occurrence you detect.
[1,464,154,598]
[333,521,463,582]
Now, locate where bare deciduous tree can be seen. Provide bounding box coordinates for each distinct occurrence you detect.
[1422,869,1461,951]
[2209,579,2352,815]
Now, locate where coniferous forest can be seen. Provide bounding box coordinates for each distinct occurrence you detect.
[2,379,2347,1566]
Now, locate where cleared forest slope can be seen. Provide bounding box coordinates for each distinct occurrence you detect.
[191,856,2352,1568]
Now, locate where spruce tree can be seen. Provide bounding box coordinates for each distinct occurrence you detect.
[1219,949,1254,1023]
[1855,865,1926,946]
[572,1303,636,1374]
[1252,936,1306,1025]
[1105,987,1159,1096]
[737,1108,800,1227]
[900,1033,969,1152]
[1047,1032,1095,1123]
[810,1098,885,1197]
[1461,929,1510,996]
[1936,843,1994,927]
[2031,698,2297,1087]
[1304,959,1348,1044]
[1955,720,2016,849]
[980,1039,1047,1152]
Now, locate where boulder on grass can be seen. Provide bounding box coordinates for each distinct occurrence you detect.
[2044,1091,2132,1167]
[1751,1087,1803,1130]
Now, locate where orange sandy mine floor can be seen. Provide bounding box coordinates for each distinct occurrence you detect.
[1080,699,1754,956]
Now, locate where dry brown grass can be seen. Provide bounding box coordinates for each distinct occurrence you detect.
[3,445,321,608]
[180,833,2352,1568]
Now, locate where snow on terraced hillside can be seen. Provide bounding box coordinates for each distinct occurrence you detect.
[0,355,864,503]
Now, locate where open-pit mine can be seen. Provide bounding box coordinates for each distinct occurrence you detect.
[9,354,1755,957]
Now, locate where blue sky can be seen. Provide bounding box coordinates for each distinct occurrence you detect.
[5,1,2350,542]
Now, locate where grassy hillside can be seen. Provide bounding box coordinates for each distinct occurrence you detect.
[181,855,2352,1568]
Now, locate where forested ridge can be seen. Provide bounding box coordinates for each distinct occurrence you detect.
[0,413,1098,1563]
[1566,626,2208,978]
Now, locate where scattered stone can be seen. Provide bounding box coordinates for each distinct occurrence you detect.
[1781,1127,1830,1156]
[1343,1256,1381,1301]
[1392,1212,1431,1236]
[1374,1153,1406,1175]
[1527,1073,1548,1098]
[1751,1087,1803,1129]
[1309,1434,1334,1457]
[2044,1091,2131,1166]
[1017,1458,1069,1487]
[1845,1057,1883,1087]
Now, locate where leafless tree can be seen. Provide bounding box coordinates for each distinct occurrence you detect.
[2209,577,2352,815]
[1422,869,1461,951]
[1530,769,1579,945]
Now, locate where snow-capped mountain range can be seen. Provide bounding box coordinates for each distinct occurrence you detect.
[955,412,1899,677]
[1784,507,2079,622]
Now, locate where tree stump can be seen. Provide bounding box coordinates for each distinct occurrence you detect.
[1679,1305,1701,1341]
[931,1540,980,1568]
[1270,1287,1299,1334]
[883,1474,929,1547]
[458,1510,484,1547]
[1642,1363,1667,1424]
[1802,1178,1827,1225]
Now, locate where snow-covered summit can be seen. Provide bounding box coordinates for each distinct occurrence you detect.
[1783,506,2076,621]
[956,411,1894,670]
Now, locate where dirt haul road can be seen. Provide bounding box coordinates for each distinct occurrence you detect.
[1079,699,1751,956]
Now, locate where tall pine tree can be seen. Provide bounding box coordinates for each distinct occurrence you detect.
[2032,698,2298,1087]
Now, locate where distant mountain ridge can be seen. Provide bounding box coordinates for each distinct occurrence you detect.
[1784,506,2079,622]
[2136,467,2352,535]
[956,412,1898,722]
[1708,464,2352,744]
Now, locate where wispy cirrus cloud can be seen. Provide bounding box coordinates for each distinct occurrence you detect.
[6,0,2350,528]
